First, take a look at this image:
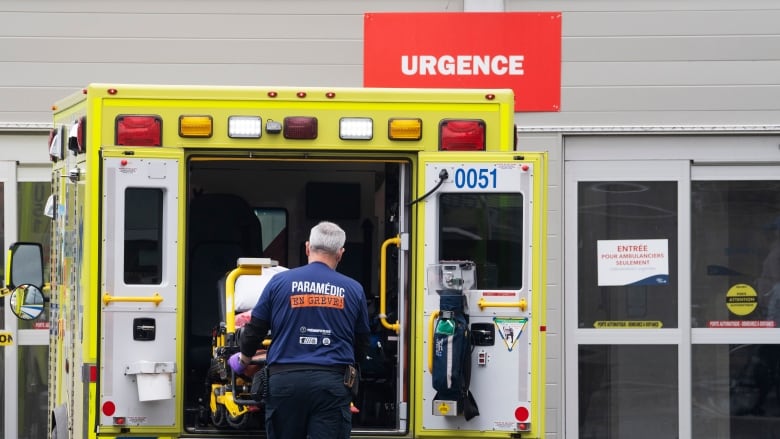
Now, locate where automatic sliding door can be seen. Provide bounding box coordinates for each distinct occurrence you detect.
[691,166,780,438]
[565,160,690,439]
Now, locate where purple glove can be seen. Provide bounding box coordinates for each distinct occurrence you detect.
[228,353,246,374]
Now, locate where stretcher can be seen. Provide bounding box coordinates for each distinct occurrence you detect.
[206,258,282,429]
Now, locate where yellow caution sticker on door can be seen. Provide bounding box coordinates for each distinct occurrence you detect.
[726,283,758,316]
[593,321,663,328]
[0,331,14,346]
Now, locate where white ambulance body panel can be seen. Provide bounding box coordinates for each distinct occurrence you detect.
[100,158,180,428]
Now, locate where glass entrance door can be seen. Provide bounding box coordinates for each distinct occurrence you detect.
[567,159,780,438]
[565,160,691,438]
[2,160,51,439]
[691,165,780,438]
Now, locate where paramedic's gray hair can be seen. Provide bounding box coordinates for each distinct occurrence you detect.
[309,221,346,255]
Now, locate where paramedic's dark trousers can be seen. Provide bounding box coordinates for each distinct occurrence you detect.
[265,369,352,439]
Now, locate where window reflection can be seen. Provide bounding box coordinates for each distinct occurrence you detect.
[124,188,163,284]
[16,181,51,439]
[438,193,524,289]
[577,181,678,327]
[579,345,678,439]
[693,344,780,438]
[691,181,780,328]
[16,182,51,328]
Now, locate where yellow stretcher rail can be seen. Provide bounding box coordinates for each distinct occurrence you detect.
[225,259,266,334]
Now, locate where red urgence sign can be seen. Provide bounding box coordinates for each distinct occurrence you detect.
[363,12,562,112]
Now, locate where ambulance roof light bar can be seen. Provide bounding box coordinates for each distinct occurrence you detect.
[115,115,162,147]
[439,119,485,151]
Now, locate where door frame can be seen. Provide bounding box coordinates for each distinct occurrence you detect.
[1,160,19,439]
[2,161,51,439]
[564,159,692,438]
[563,133,780,438]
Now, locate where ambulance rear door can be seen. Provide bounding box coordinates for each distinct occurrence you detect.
[417,152,544,437]
[98,155,181,432]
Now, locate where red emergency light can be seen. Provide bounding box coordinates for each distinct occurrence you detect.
[48,128,58,162]
[439,119,485,151]
[76,116,87,152]
[115,115,162,146]
[102,401,116,416]
[283,116,318,139]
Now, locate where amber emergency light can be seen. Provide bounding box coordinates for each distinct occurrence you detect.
[179,115,213,138]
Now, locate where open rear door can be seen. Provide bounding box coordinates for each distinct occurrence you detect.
[98,156,180,433]
[416,152,546,437]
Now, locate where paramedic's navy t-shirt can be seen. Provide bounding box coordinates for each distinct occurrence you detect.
[251,261,370,366]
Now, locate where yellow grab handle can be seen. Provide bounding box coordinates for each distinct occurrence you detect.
[379,236,401,333]
[102,292,163,306]
[477,296,527,312]
[427,310,440,374]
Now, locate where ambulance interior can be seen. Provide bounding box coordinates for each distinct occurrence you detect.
[183,157,409,433]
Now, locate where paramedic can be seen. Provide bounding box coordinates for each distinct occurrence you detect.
[229,221,371,439]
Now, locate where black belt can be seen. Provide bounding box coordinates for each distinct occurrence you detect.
[268,363,346,376]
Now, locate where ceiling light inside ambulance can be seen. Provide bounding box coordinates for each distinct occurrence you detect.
[115,115,162,147]
[228,116,262,138]
[283,116,317,139]
[439,119,486,151]
[339,118,373,140]
[179,115,213,138]
[388,118,422,140]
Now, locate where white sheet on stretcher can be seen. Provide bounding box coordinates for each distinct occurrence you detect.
[234,265,289,312]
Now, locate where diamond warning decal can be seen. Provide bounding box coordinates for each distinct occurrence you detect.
[494,317,528,351]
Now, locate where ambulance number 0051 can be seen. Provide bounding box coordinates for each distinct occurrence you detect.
[454,167,497,189]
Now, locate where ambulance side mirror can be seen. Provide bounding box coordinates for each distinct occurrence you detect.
[9,284,45,320]
[6,242,44,290]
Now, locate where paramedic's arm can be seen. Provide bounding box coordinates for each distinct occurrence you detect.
[239,316,270,362]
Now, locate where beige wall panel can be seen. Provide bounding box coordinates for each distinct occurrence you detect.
[0,133,50,162]
[564,36,780,62]
[563,61,780,87]
[1,0,459,14]
[0,0,462,125]
[508,0,773,12]
[1,62,363,88]
[516,109,780,129]
[2,38,363,64]
[561,10,780,36]
[0,59,364,123]
[0,12,362,39]
[504,0,780,129]
[563,85,780,112]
